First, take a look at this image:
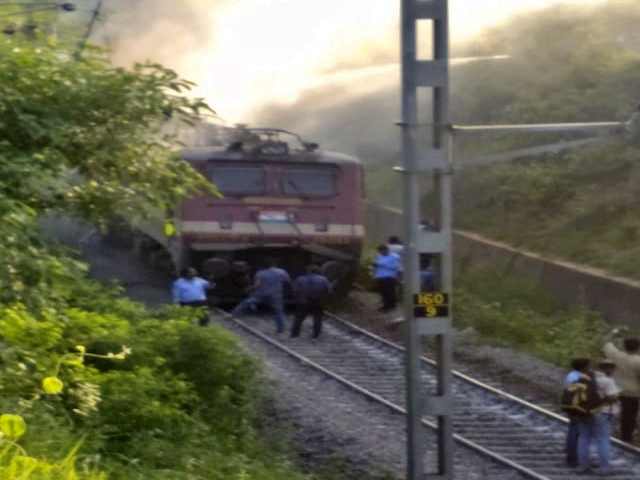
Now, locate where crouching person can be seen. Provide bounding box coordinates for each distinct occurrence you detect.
[232,257,291,334]
[290,265,332,339]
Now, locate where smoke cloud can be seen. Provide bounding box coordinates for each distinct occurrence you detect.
[91,0,606,131]
[94,0,225,81]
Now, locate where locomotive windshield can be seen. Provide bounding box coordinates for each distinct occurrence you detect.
[282,168,336,196]
[209,166,265,195]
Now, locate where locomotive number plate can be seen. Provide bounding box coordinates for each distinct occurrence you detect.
[258,211,288,223]
[414,292,449,318]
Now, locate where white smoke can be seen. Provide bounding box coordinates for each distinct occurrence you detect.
[91,0,605,124]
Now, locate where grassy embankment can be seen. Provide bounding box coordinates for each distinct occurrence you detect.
[458,2,640,279]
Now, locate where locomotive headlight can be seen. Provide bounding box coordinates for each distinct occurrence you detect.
[314,222,328,232]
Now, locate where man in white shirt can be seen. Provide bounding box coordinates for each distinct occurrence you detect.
[603,334,640,443]
[591,360,621,474]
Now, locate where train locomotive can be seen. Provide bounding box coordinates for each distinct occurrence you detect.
[136,128,365,304]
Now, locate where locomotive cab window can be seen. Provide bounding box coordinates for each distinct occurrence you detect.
[208,165,266,195]
[282,167,337,197]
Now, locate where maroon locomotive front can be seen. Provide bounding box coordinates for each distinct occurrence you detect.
[155,128,365,303]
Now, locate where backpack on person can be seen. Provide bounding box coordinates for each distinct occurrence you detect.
[561,373,603,416]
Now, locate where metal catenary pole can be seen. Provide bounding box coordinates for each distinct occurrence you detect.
[400,0,453,479]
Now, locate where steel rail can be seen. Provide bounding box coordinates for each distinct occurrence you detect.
[214,309,550,480]
[324,311,640,456]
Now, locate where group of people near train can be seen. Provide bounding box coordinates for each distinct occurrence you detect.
[563,330,640,475]
[372,236,435,312]
[171,259,332,338]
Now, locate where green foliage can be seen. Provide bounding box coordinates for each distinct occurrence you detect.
[355,247,377,291]
[166,325,259,433]
[454,265,610,366]
[0,446,106,480]
[435,2,640,280]
[0,41,216,225]
[0,284,307,479]
[456,141,640,279]
[0,34,309,480]
[95,367,197,451]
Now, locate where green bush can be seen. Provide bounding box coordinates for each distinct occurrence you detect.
[0,29,313,480]
[454,265,610,366]
[166,325,259,433]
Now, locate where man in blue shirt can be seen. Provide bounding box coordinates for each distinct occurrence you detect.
[290,265,332,339]
[172,267,213,325]
[564,358,591,468]
[232,257,291,333]
[373,244,401,312]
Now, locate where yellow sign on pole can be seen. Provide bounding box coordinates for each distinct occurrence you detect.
[413,292,449,318]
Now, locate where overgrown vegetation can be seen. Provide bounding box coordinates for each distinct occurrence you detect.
[448,1,640,279]
[455,142,640,279]
[454,264,612,367]
[0,38,307,479]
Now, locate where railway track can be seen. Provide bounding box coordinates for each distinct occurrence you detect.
[212,309,640,479]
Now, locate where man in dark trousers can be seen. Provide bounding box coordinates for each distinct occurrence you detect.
[373,244,401,312]
[232,257,291,334]
[290,265,332,339]
[563,358,591,467]
[603,332,640,443]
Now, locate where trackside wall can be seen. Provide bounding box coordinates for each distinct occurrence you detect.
[365,202,640,327]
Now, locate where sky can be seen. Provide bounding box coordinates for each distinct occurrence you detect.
[94,0,605,123]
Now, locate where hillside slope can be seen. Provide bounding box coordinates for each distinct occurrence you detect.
[449,1,640,280]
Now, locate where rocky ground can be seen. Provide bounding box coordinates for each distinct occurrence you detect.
[338,290,569,412]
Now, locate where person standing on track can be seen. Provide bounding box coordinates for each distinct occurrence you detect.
[290,265,332,340]
[603,332,640,443]
[172,267,212,326]
[564,357,591,467]
[373,244,401,312]
[232,257,291,334]
[591,359,621,475]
